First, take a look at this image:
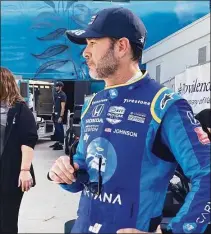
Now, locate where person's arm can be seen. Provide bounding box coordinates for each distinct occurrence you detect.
[19,103,38,148]
[21,145,34,170]
[19,145,35,191]
[60,93,67,117]
[161,100,210,233]
[60,102,65,117]
[18,103,38,191]
[58,93,66,123]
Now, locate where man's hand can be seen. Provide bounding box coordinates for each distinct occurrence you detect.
[117,225,161,234]
[117,229,146,233]
[49,156,79,184]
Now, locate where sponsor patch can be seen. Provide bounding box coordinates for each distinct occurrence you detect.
[92,99,108,105]
[106,106,125,125]
[83,133,89,142]
[92,104,104,117]
[106,118,121,125]
[104,128,112,133]
[160,93,174,109]
[108,106,125,115]
[86,118,103,124]
[84,190,122,206]
[187,111,200,125]
[183,223,197,233]
[128,112,146,123]
[89,223,102,233]
[84,125,99,132]
[113,129,138,137]
[88,15,97,25]
[70,29,85,36]
[196,201,211,224]
[109,89,118,99]
[123,99,150,105]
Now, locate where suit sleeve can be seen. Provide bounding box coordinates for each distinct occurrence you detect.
[60,102,88,193]
[161,99,210,233]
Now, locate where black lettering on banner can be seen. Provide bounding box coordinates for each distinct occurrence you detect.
[179,80,211,94]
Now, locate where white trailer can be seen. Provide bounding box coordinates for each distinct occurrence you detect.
[16,77,55,139]
[29,80,55,139]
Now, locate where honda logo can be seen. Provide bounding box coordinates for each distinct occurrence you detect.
[92,104,104,117]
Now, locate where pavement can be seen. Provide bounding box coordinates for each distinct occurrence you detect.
[18,139,80,233]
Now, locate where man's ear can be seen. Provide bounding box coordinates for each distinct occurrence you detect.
[116,37,130,58]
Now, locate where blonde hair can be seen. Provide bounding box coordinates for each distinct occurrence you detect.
[0,67,24,106]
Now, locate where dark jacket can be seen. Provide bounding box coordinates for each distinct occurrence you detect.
[0,102,38,193]
[195,109,211,141]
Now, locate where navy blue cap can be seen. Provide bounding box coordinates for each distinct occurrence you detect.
[55,81,64,87]
[66,7,147,49]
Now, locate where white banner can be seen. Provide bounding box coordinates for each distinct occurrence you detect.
[175,63,210,114]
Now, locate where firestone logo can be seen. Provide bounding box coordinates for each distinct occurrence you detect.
[123,99,150,106]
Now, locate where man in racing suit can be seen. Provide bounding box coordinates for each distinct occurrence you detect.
[48,7,210,234]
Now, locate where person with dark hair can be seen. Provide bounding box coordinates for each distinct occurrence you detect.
[0,67,38,233]
[50,81,67,150]
[48,8,210,234]
[195,109,211,141]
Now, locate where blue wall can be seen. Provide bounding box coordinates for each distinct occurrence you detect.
[1,1,209,80]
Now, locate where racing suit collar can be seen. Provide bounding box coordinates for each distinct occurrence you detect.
[126,70,143,83]
[104,70,148,90]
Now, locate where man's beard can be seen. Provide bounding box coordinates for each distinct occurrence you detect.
[90,46,119,80]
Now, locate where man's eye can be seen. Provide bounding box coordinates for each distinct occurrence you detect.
[90,41,96,46]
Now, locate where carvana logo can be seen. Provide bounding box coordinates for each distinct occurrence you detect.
[86,137,117,184]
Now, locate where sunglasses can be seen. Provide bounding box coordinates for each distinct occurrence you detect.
[69,140,103,196]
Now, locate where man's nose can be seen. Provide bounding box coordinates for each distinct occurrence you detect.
[82,46,90,59]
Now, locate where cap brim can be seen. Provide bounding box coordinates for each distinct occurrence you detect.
[66,29,105,45]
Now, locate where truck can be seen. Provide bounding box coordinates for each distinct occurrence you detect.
[1,0,209,139]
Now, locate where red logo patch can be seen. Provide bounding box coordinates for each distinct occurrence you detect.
[194,127,210,145]
[104,128,112,133]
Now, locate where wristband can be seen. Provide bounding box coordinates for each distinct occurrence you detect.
[21,169,30,171]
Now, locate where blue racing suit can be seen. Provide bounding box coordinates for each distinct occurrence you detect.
[61,71,210,233]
